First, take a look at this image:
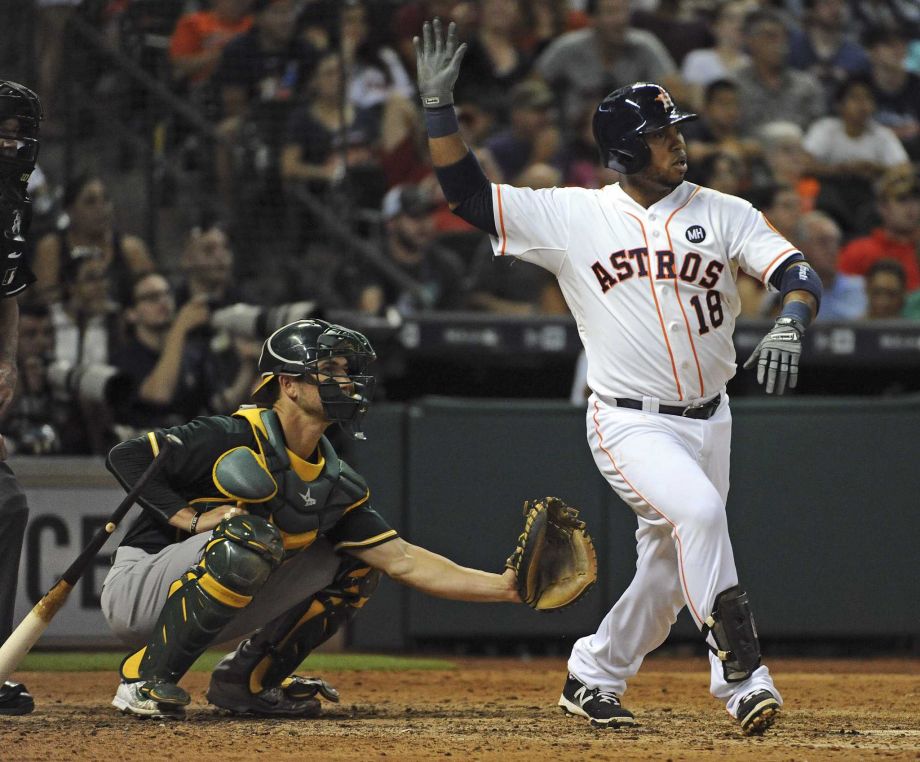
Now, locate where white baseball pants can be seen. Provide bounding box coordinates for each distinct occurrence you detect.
[568,392,780,717]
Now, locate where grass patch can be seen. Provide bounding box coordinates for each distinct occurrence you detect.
[19,651,456,673]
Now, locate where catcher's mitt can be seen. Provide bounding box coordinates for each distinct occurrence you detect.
[506,496,598,612]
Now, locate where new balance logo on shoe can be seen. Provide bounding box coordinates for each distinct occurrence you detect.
[558,673,637,729]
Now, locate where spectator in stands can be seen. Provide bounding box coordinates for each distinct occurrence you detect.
[697,150,747,195]
[337,184,466,315]
[174,216,242,309]
[280,52,381,195]
[681,0,753,101]
[796,211,867,320]
[849,0,920,42]
[452,0,534,118]
[338,0,415,110]
[112,272,257,435]
[168,0,254,89]
[802,75,911,182]
[631,0,714,69]
[838,168,920,290]
[558,104,620,189]
[749,121,821,213]
[535,0,677,130]
[525,0,591,57]
[683,79,761,177]
[863,27,920,160]
[32,174,154,307]
[788,0,870,103]
[3,302,62,455]
[214,0,318,209]
[48,247,124,454]
[734,9,826,135]
[484,81,560,185]
[863,259,907,319]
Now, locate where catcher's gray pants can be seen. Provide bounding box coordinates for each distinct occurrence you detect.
[101,533,341,650]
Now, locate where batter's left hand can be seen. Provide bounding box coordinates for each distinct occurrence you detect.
[743,317,803,395]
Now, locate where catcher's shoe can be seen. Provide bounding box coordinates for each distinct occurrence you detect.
[736,689,780,735]
[112,680,189,720]
[558,673,637,729]
[0,681,34,715]
[206,674,324,718]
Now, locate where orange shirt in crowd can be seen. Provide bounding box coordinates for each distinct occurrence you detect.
[838,228,920,290]
[169,12,253,83]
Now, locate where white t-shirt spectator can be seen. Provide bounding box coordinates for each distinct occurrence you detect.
[802,117,909,167]
[681,49,749,88]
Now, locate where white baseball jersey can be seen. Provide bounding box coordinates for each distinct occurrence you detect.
[490,181,800,403]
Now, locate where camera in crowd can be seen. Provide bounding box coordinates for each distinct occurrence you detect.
[210,300,320,339]
[46,359,134,407]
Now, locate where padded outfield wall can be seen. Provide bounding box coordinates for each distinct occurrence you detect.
[12,397,920,648]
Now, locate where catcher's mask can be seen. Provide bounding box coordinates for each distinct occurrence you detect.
[0,81,42,177]
[252,319,377,440]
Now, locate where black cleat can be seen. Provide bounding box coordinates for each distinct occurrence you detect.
[558,673,637,729]
[737,689,780,735]
[0,681,34,716]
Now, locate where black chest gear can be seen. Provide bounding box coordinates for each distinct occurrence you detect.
[234,407,369,551]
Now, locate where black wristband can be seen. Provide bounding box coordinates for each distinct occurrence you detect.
[424,105,460,138]
[189,511,201,535]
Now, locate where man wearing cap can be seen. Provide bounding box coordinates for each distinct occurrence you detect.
[483,80,560,185]
[338,183,466,315]
[838,168,920,290]
[100,318,520,719]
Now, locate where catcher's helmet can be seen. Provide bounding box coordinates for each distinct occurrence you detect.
[592,82,697,175]
[0,81,42,176]
[252,319,377,440]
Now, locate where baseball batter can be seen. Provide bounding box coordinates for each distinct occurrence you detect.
[415,19,822,734]
[100,319,519,719]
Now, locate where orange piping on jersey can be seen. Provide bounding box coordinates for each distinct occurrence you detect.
[761,212,780,234]
[624,210,683,401]
[496,184,508,256]
[664,187,705,397]
[592,400,703,625]
[759,247,798,284]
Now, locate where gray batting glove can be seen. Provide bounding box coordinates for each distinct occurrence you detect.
[413,18,467,108]
[743,317,804,395]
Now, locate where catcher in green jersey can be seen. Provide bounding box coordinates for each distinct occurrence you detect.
[101,318,595,720]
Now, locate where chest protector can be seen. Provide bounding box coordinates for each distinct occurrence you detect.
[233,407,369,550]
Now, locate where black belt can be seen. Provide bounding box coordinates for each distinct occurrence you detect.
[614,394,721,420]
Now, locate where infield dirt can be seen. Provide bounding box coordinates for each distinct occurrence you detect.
[3,656,918,761]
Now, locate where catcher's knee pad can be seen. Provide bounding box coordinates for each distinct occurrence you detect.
[702,585,762,683]
[121,515,283,685]
[216,558,380,693]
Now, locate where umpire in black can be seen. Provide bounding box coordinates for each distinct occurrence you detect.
[0,81,42,715]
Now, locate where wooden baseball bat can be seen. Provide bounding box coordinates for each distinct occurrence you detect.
[0,433,183,683]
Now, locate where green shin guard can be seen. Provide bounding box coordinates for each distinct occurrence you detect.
[121,515,283,686]
[212,561,380,694]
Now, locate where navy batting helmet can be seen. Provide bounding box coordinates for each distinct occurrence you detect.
[252,319,377,440]
[592,83,697,174]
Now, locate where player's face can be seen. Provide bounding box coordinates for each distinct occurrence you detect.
[0,118,21,158]
[640,125,688,190]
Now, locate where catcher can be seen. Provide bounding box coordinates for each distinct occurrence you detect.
[100,318,596,719]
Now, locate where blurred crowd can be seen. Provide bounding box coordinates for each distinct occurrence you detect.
[6,0,920,453]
